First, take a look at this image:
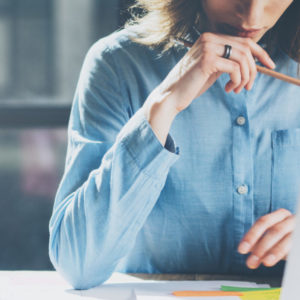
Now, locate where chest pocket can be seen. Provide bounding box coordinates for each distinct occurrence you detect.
[271,129,300,214]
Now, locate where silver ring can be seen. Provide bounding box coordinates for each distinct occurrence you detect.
[222,44,232,59]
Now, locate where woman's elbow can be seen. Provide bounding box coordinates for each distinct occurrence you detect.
[49,245,110,290]
[63,272,106,290]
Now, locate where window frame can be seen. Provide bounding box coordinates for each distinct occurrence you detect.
[0,0,129,129]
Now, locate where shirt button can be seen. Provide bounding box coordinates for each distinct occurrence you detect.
[237,185,248,195]
[236,116,246,126]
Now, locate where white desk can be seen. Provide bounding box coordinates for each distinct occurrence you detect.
[0,271,281,300]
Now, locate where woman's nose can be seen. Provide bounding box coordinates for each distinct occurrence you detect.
[235,0,265,28]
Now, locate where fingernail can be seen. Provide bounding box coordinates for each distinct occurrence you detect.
[245,83,251,91]
[264,254,276,266]
[225,82,233,92]
[269,59,276,69]
[247,255,260,269]
[238,241,250,254]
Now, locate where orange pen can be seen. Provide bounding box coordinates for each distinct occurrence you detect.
[172,290,244,297]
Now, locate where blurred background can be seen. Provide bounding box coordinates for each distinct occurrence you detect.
[0,0,133,270]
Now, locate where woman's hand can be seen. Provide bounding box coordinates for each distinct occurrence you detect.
[238,209,296,269]
[156,32,276,114]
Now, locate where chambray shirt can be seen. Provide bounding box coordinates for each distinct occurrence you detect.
[49,28,300,289]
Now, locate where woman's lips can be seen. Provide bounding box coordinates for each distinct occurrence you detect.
[236,29,262,38]
[219,23,262,38]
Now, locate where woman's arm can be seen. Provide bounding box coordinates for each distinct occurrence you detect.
[48,40,180,290]
[49,29,277,290]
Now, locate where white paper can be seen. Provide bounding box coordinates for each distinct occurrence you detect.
[134,280,269,300]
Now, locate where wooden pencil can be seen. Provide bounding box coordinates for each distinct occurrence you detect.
[176,38,300,87]
[256,65,300,86]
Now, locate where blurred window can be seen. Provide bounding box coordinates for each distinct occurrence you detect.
[0,128,66,270]
[0,0,54,99]
[0,0,124,270]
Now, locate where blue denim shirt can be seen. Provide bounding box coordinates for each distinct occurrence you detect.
[49,28,300,289]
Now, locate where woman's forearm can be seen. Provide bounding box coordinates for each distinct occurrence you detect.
[142,92,179,147]
[49,100,180,290]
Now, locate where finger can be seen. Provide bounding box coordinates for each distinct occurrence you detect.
[243,48,257,90]
[215,34,276,69]
[225,46,256,92]
[246,216,295,269]
[213,57,242,91]
[238,208,292,254]
[195,34,260,92]
[232,49,250,93]
[240,37,276,69]
[248,215,295,259]
[196,38,254,92]
[197,33,265,90]
[198,50,242,90]
[207,43,250,93]
[261,233,293,267]
[221,41,257,91]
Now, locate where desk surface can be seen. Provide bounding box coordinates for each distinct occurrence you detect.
[0,271,282,300]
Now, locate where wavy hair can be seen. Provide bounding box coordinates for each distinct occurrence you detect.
[124,0,300,66]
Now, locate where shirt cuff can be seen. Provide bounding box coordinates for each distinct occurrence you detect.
[116,108,180,178]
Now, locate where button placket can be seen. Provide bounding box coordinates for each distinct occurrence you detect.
[228,95,254,269]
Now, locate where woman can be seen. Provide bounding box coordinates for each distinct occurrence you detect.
[49,0,300,289]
